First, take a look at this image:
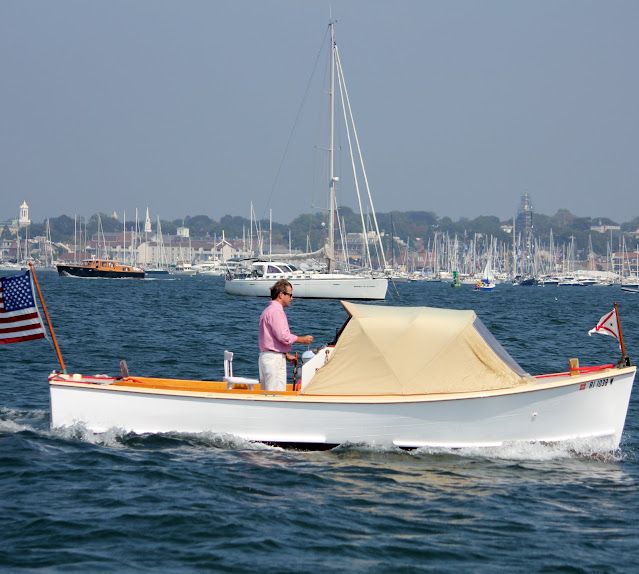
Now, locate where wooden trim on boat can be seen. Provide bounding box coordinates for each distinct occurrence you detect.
[48,365,636,404]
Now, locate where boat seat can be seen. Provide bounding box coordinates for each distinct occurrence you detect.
[223,350,259,390]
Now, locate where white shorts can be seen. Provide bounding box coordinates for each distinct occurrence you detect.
[259,352,287,391]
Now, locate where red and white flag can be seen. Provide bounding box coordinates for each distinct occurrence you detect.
[588,308,619,341]
[0,270,46,344]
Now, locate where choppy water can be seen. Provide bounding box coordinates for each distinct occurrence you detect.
[1,273,639,572]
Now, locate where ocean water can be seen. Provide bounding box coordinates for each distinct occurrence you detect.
[1,273,639,573]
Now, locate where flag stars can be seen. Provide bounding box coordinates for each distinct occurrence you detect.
[1,274,36,312]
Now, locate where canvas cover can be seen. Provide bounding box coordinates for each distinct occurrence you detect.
[302,301,531,396]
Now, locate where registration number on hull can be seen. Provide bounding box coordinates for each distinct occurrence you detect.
[579,377,614,391]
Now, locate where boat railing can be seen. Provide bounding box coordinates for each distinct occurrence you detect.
[535,363,615,379]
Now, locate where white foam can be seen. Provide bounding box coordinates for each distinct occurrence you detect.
[50,422,129,448]
[0,406,49,434]
[184,431,283,451]
[331,441,405,455]
[412,436,625,462]
[0,418,31,433]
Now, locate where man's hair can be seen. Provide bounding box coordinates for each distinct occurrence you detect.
[270,279,292,300]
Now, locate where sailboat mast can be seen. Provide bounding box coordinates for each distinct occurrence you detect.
[327,21,336,273]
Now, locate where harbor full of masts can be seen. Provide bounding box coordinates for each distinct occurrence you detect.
[1,203,639,286]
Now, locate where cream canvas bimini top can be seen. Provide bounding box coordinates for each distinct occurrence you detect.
[302,301,531,396]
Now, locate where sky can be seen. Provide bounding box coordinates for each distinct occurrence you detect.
[1,1,638,225]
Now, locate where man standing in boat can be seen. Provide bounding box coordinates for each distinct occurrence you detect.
[258,279,313,391]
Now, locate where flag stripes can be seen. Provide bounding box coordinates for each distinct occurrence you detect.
[0,271,46,345]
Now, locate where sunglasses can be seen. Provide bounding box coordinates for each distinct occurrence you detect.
[283,292,293,297]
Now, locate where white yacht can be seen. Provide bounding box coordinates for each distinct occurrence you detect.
[193,260,225,276]
[0,261,23,273]
[172,262,197,276]
[225,260,387,299]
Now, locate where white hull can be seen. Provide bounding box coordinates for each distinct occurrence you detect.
[49,366,635,450]
[224,274,388,300]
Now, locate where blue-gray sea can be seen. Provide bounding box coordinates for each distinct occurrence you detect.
[1,273,639,573]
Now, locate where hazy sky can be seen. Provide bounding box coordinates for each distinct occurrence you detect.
[2,1,638,225]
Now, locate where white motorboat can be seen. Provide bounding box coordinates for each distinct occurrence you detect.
[172,262,197,276]
[225,260,387,299]
[194,260,225,276]
[48,301,635,451]
[0,261,23,273]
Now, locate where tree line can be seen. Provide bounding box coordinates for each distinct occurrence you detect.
[3,208,637,257]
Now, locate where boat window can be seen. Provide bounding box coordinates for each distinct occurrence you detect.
[288,264,299,271]
[473,318,528,376]
[267,265,281,274]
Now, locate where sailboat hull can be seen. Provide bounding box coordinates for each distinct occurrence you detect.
[224,275,388,299]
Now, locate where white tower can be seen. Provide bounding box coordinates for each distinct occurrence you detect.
[144,207,152,234]
[18,201,31,227]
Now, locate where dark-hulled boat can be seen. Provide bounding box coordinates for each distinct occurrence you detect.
[56,259,145,279]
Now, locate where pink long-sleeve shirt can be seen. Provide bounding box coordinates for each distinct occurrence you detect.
[258,300,298,353]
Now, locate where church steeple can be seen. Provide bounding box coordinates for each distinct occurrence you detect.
[144,207,152,234]
[18,201,31,227]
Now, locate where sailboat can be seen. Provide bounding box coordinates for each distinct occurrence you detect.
[475,253,496,291]
[224,22,388,300]
[144,216,171,277]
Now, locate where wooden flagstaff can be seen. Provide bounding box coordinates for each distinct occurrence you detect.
[28,262,66,373]
[614,302,629,365]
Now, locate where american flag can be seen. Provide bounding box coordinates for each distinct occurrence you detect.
[0,270,46,344]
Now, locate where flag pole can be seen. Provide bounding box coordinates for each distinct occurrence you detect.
[614,302,629,366]
[28,262,66,373]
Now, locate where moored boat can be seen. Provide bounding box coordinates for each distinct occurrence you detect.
[144,267,171,277]
[0,261,24,273]
[172,262,197,276]
[57,259,145,279]
[225,22,389,300]
[225,261,387,299]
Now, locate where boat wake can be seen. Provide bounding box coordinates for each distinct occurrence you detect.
[0,417,32,434]
[326,437,627,461]
[0,407,629,462]
[50,423,282,451]
[411,438,626,463]
[0,406,48,433]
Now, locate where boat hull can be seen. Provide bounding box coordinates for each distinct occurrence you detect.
[49,366,635,450]
[57,264,145,279]
[224,275,388,300]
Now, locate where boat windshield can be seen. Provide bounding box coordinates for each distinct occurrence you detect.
[473,317,528,376]
[330,315,352,345]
